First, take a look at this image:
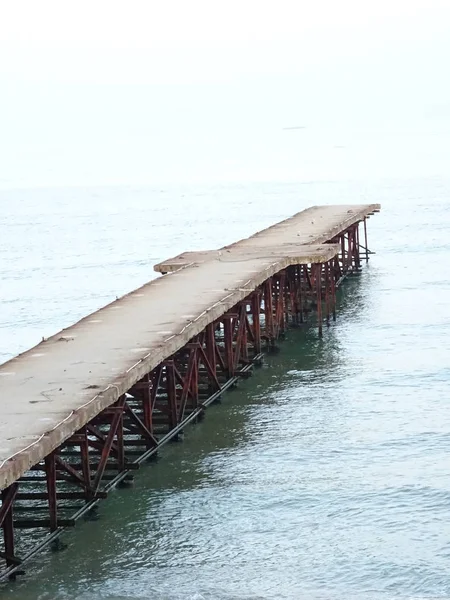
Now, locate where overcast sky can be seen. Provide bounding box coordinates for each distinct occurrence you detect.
[1,0,449,187]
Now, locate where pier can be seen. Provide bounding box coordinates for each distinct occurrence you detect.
[0,204,379,580]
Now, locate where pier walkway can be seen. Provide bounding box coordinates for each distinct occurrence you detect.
[0,203,379,580]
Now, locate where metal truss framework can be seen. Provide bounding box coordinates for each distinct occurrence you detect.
[0,218,373,581]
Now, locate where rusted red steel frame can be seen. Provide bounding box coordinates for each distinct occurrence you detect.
[0,220,370,580]
[329,220,374,280]
[0,485,18,572]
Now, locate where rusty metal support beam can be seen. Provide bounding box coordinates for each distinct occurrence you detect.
[297,265,304,323]
[355,224,361,269]
[1,483,18,576]
[250,292,262,354]
[44,453,57,532]
[274,272,286,336]
[124,402,158,449]
[177,347,197,422]
[165,361,178,430]
[92,396,126,493]
[263,278,274,344]
[324,262,330,326]
[315,263,323,337]
[223,317,234,377]
[233,305,247,370]
[205,323,217,375]
[131,374,154,436]
[55,456,92,493]
[364,217,369,262]
[198,345,221,392]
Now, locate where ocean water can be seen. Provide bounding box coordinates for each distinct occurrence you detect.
[1,177,450,599]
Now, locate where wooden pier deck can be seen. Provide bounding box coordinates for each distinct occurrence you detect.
[0,203,379,580]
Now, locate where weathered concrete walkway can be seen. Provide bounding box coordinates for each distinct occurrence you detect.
[155,204,378,272]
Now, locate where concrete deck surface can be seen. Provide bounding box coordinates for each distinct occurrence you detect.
[154,204,380,272]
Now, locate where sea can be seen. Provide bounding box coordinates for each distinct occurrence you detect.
[0,176,450,600]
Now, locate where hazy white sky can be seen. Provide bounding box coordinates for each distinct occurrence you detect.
[1,0,449,84]
[1,0,449,187]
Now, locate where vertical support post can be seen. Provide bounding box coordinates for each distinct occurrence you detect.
[239,304,249,364]
[272,276,279,336]
[264,278,274,344]
[92,396,126,492]
[277,272,286,334]
[285,268,294,325]
[191,347,199,409]
[150,366,162,428]
[223,317,234,377]
[45,452,58,532]
[324,262,330,326]
[355,224,361,269]
[289,267,298,325]
[251,292,261,355]
[340,234,346,273]
[298,265,304,323]
[1,483,18,577]
[331,259,337,321]
[316,263,323,337]
[205,323,217,375]
[80,428,92,499]
[333,254,341,285]
[364,217,369,262]
[347,229,353,271]
[142,375,154,435]
[346,233,350,272]
[116,410,125,472]
[165,362,178,430]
